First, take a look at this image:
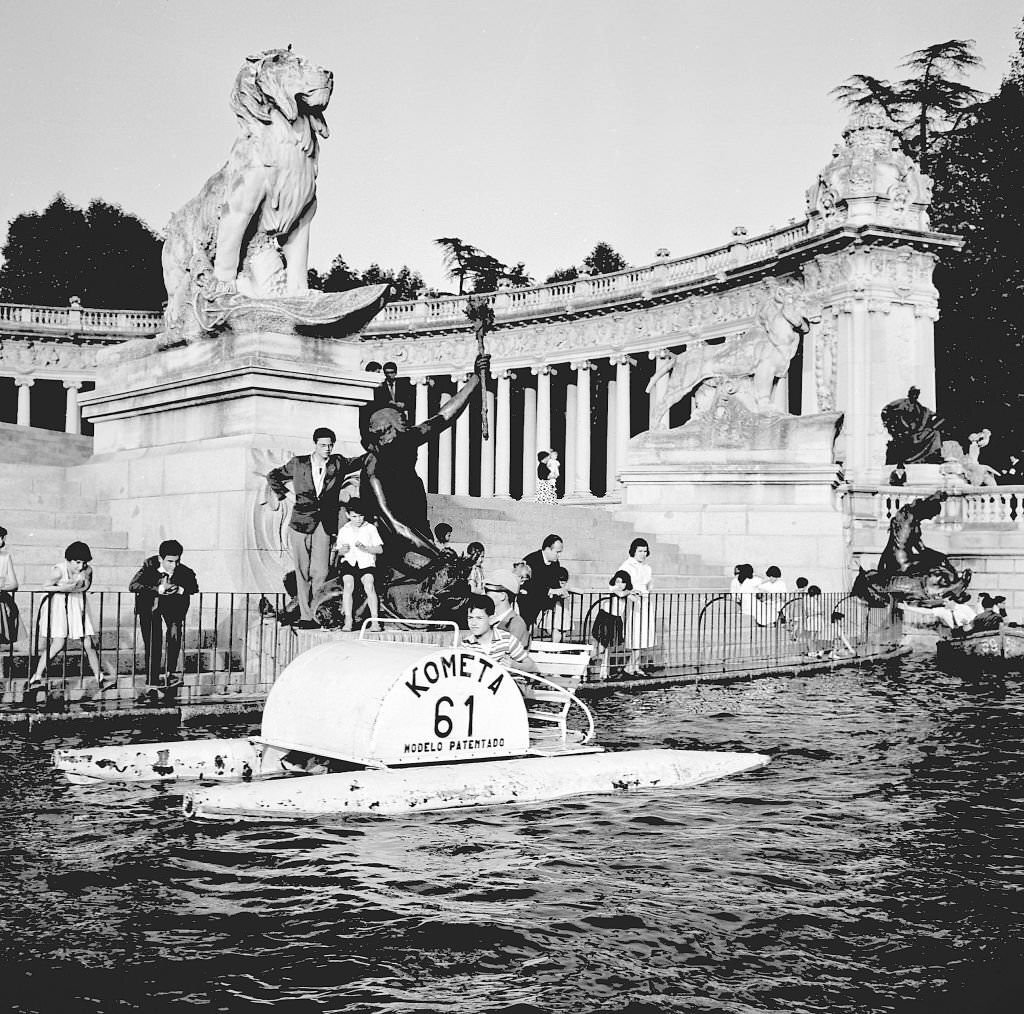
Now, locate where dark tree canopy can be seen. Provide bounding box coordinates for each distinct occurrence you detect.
[832,39,984,174]
[308,255,424,301]
[930,75,1024,456]
[434,236,532,294]
[546,241,628,283]
[0,195,164,309]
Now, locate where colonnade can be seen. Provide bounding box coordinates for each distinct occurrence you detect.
[405,351,682,500]
[4,376,88,433]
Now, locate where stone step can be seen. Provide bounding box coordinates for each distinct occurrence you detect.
[0,475,84,498]
[1,492,100,513]
[0,508,113,532]
[7,526,127,550]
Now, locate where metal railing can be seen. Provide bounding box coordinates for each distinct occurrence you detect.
[0,590,295,709]
[533,589,902,680]
[0,588,901,711]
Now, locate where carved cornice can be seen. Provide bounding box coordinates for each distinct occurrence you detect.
[0,338,101,376]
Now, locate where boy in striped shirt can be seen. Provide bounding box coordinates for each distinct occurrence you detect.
[463,594,538,673]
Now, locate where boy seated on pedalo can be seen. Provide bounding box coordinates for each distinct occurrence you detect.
[462,594,538,673]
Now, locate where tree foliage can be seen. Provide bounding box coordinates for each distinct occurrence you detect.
[0,195,164,309]
[831,39,984,173]
[434,236,532,294]
[308,255,424,301]
[545,241,628,283]
[929,74,1024,454]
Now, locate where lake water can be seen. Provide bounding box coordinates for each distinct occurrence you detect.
[2,656,1023,1013]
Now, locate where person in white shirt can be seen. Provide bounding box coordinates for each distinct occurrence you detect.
[335,498,384,632]
[730,563,763,621]
[755,564,788,626]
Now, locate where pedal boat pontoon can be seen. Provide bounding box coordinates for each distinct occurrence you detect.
[53,622,769,821]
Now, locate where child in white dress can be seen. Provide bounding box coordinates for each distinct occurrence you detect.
[30,541,114,694]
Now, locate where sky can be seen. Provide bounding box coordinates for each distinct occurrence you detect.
[0,0,1020,296]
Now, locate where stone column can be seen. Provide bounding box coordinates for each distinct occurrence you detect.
[452,372,471,495]
[437,380,453,495]
[647,349,671,429]
[413,376,432,487]
[15,377,34,427]
[564,377,577,499]
[480,384,496,497]
[532,364,554,455]
[613,355,634,489]
[568,361,594,498]
[495,369,512,498]
[605,370,617,493]
[522,384,537,500]
[64,380,83,435]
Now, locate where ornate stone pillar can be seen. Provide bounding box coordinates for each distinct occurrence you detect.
[495,369,512,497]
[452,372,471,495]
[413,376,432,486]
[568,361,594,498]
[15,377,34,427]
[480,384,495,497]
[532,364,554,455]
[522,383,537,500]
[647,349,671,429]
[613,355,634,488]
[64,380,83,435]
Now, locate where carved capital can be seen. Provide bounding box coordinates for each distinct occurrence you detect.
[491,368,514,382]
[62,379,84,391]
[412,375,435,387]
[570,360,596,372]
[611,353,637,367]
[14,376,35,388]
[866,299,892,315]
[450,372,471,384]
[531,364,557,377]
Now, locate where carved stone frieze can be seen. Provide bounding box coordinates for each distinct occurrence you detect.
[362,278,794,373]
[0,338,100,374]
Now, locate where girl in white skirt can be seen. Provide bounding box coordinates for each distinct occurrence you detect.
[30,541,114,693]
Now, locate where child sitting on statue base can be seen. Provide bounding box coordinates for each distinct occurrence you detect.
[335,499,384,633]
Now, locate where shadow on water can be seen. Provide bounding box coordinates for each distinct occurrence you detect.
[1,658,1023,1012]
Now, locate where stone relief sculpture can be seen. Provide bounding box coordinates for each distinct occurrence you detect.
[161,48,386,341]
[854,492,972,607]
[644,282,817,428]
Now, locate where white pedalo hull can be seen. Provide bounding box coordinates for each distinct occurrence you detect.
[182,749,770,821]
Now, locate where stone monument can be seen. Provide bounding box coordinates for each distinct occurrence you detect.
[79,49,386,591]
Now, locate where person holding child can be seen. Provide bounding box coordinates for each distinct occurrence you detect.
[335,498,384,632]
[30,541,114,696]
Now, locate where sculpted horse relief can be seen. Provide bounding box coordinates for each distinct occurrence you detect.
[161,48,333,335]
[646,283,818,428]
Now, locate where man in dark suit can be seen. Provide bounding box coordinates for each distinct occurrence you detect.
[373,362,413,424]
[268,427,364,627]
[129,538,199,691]
[518,533,568,628]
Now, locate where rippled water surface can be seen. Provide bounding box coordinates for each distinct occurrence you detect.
[3,657,1024,1013]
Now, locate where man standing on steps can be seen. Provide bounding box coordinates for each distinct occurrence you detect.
[268,427,364,628]
[518,533,568,629]
[129,539,199,695]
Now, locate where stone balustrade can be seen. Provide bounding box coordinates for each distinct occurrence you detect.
[846,485,1024,530]
[0,302,163,337]
[364,220,812,333]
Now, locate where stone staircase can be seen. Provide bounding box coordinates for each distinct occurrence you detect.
[427,494,728,591]
[0,461,140,590]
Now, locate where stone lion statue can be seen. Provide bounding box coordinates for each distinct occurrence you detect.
[646,283,818,427]
[161,48,333,336]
